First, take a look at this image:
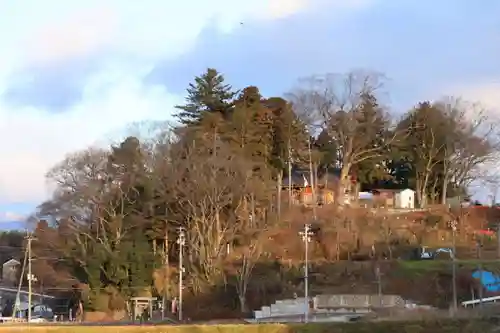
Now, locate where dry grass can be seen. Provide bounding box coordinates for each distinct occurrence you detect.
[0,324,287,333]
[0,320,497,333]
[272,205,500,263]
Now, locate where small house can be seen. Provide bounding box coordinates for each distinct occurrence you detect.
[372,188,415,209]
[372,189,396,208]
[282,168,358,206]
[2,259,20,286]
[395,189,415,209]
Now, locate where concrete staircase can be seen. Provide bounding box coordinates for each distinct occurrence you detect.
[254,298,309,319]
[251,294,405,323]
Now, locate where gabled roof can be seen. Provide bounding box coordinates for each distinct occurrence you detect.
[3,259,20,266]
[372,188,414,194]
[282,167,356,189]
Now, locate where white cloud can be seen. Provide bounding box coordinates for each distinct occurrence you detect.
[452,83,500,112]
[0,0,372,206]
[0,64,178,202]
[2,0,324,70]
[0,211,26,222]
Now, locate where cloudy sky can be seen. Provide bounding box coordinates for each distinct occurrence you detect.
[0,0,499,227]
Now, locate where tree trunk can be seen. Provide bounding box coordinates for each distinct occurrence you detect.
[338,165,351,206]
[307,138,317,218]
[416,178,422,207]
[431,177,439,204]
[251,193,256,228]
[277,170,282,222]
[239,295,247,313]
[336,231,341,261]
[416,174,429,208]
[288,139,293,209]
[314,162,319,204]
[388,239,393,259]
[441,164,449,205]
[421,171,431,207]
[164,221,170,305]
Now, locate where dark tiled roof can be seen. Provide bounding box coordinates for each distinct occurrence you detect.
[282,168,342,189]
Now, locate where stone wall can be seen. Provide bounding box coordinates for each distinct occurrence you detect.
[314,294,405,309]
[254,294,406,320]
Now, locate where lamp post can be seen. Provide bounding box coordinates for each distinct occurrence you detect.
[177,227,186,322]
[299,224,314,323]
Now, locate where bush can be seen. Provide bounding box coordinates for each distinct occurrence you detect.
[424,214,443,228]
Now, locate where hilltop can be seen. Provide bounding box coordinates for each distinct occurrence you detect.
[22,68,500,321]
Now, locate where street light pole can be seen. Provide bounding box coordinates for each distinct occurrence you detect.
[177,227,186,322]
[299,224,313,323]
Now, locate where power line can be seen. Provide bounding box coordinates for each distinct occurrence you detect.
[20,286,177,291]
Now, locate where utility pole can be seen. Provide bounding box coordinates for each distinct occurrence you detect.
[375,264,382,297]
[162,221,169,321]
[477,238,483,310]
[449,220,458,315]
[26,234,37,323]
[497,222,500,259]
[177,227,186,322]
[299,224,314,323]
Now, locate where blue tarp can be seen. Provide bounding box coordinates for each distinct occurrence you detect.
[472,270,500,292]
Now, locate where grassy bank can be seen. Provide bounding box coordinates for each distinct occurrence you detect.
[0,319,497,333]
[398,259,500,273]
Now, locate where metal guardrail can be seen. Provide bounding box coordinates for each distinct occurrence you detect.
[461,295,500,307]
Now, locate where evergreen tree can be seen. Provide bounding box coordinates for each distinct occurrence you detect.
[267,97,308,173]
[226,86,273,162]
[175,68,237,126]
[314,129,338,171]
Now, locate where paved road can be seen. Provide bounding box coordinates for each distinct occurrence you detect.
[1,319,182,327]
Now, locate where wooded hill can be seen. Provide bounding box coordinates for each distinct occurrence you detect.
[28,68,500,317]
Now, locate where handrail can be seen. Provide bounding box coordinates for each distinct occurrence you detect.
[461,295,500,306]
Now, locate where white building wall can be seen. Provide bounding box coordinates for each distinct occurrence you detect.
[395,193,402,208]
[396,189,415,209]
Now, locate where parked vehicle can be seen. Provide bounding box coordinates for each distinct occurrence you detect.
[407,246,454,260]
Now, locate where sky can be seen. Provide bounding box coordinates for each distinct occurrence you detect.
[0,0,500,228]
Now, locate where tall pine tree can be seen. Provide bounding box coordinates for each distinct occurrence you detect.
[175,68,237,126]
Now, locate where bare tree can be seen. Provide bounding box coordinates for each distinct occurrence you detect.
[289,71,399,203]
[37,141,158,307]
[37,149,112,296]
[378,216,393,259]
[166,139,265,291]
[399,102,447,207]
[437,98,500,201]
[40,148,110,224]
[228,227,267,313]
